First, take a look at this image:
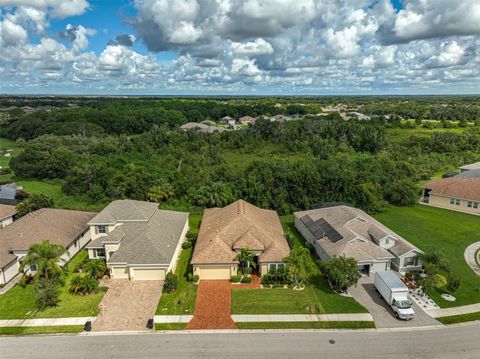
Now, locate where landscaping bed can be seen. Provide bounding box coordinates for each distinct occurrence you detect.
[375,205,480,308]
[0,250,105,319]
[236,321,375,329]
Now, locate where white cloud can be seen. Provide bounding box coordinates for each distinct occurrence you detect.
[231,38,273,56]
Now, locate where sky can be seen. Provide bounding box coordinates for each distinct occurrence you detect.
[1,0,480,95]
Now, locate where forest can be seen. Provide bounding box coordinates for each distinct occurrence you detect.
[1,96,480,215]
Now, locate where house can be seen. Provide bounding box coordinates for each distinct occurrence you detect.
[0,208,96,285]
[220,115,234,123]
[191,200,290,280]
[0,183,21,205]
[238,115,255,125]
[421,172,480,215]
[86,200,189,280]
[271,114,292,122]
[294,206,423,276]
[180,122,226,133]
[0,204,16,228]
[200,120,217,126]
[460,162,480,173]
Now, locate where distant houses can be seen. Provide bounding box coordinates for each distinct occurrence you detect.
[238,115,255,125]
[180,122,226,133]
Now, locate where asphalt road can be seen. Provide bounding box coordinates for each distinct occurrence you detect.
[1,323,480,359]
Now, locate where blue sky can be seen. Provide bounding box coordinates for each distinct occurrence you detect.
[1,0,479,95]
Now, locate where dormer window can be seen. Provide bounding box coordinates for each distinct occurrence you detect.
[97,225,107,234]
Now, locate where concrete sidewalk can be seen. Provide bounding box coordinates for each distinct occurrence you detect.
[426,303,480,318]
[0,317,95,327]
[154,315,193,323]
[464,241,480,276]
[231,313,373,322]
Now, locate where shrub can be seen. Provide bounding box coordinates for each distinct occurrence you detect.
[69,275,99,295]
[19,274,34,288]
[186,233,197,241]
[272,283,283,288]
[447,273,461,292]
[192,275,199,283]
[34,280,59,310]
[187,273,193,282]
[84,259,106,279]
[230,275,242,283]
[240,276,252,283]
[431,273,447,288]
[244,267,252,275]
[0,167,12,175]
[163,271,177,293]
[261,275,271,286]
[182,241,192,249]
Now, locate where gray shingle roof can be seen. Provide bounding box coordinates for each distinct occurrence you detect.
[105,209,189,265]
[88,200,158,224]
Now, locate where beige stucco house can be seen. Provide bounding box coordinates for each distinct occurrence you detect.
[191,200,290,280]
[421,170,480,216]
[238,115,255,125]
[86,200,189,280]
[0,208,95,285]
[0,204,16,228]
[294,206,423,276]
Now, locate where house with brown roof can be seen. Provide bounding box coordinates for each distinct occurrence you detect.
[238,115,255,125]
[0,204,16,228]
[86,200,189,280]
[0,208,96,285]
[191,200,290,280]
[294,206,423,276]
[421,171,480,216]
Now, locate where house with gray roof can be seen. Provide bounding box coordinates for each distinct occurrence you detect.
[294,206,423,276]
[86,200,189,280]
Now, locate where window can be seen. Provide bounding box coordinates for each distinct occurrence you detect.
[30,263,37,272]
[95,248,106,258]
[268,263,284,271]
[450,198,460,206]
[404,257,418,266]
[468,201,479,209]
[450,198,455,204]
[475,202,479,209]
[97,225,107,234]
[455,199,461,205]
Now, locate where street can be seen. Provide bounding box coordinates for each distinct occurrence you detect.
[1,322,480,359]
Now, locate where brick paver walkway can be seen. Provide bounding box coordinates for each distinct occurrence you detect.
[92,279,163,332]
[186,280,237,330]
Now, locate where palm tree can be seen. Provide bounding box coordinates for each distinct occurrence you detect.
[84,259,106,279]
[19,240,67,281]
[234,248,255,275]
[283,245,314,288]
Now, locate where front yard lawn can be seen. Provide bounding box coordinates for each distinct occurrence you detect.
[0,325,84,335]
[236,321,375,329]
[374,205,480,308]
[231,216,367,315]
[0,250,105,319]
[437,312,480,325]
[155,214,201,315]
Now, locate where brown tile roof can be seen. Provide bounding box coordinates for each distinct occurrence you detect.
[423,178,480,202]
[0,208,96,268]
[191,200,290,265]
[0,204,16,220]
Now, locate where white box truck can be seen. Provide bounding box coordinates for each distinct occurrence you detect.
[374,271,415,320]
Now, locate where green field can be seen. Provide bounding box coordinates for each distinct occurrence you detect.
[0,250,105,319]
[375,205,480,308]
[236,321,375,329]
[231,216,368,315]
[155,215,201,315]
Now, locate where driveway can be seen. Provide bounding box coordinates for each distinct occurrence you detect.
[186,280,237,329]
[92,279,163,332]
[465,241,480,276]
[349,276,440,328]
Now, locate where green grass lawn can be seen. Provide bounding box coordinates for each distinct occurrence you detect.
[155,215,201,315]
[437,312,480,325]
[0,325,84,335]
[0,250,105,319]
[236,321,375,329]
[231,216,367,315]
[154,323,186,330]
[374,205,480,308]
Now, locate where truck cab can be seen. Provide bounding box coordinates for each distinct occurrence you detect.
[391,298,414,320]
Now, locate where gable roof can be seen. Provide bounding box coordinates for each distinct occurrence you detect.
[191,200,290,265]
[455,169,480,179]
[423,177,480,202]
[88,200,158,225]
[0,204,16,220]
[460,162,480,171]
[0,208,96,268]
[294,206,421,261]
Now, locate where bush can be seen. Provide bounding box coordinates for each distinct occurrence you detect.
[240,276,252,283]
[34,280,59,310]
[186,232,197,241]
[272,283,283,288]
[230,275,242,283]
[69,275,99,295]
[0,167,12,175]
[19,274,34,288]
[261,275,271,286]
[163,271,177,293]
[182,241,192,249]
[192,275,199,283]
[187,273,193,282]
[447,273,461,292]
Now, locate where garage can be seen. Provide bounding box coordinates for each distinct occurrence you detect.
[132,268,166,280]
[110,266,129,279]
[195,265,231,280]
[371,261,389,274]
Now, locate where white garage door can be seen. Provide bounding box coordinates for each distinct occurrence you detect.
[133,268,165,280]
[371,261,388,274]
[198,266,231,280]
